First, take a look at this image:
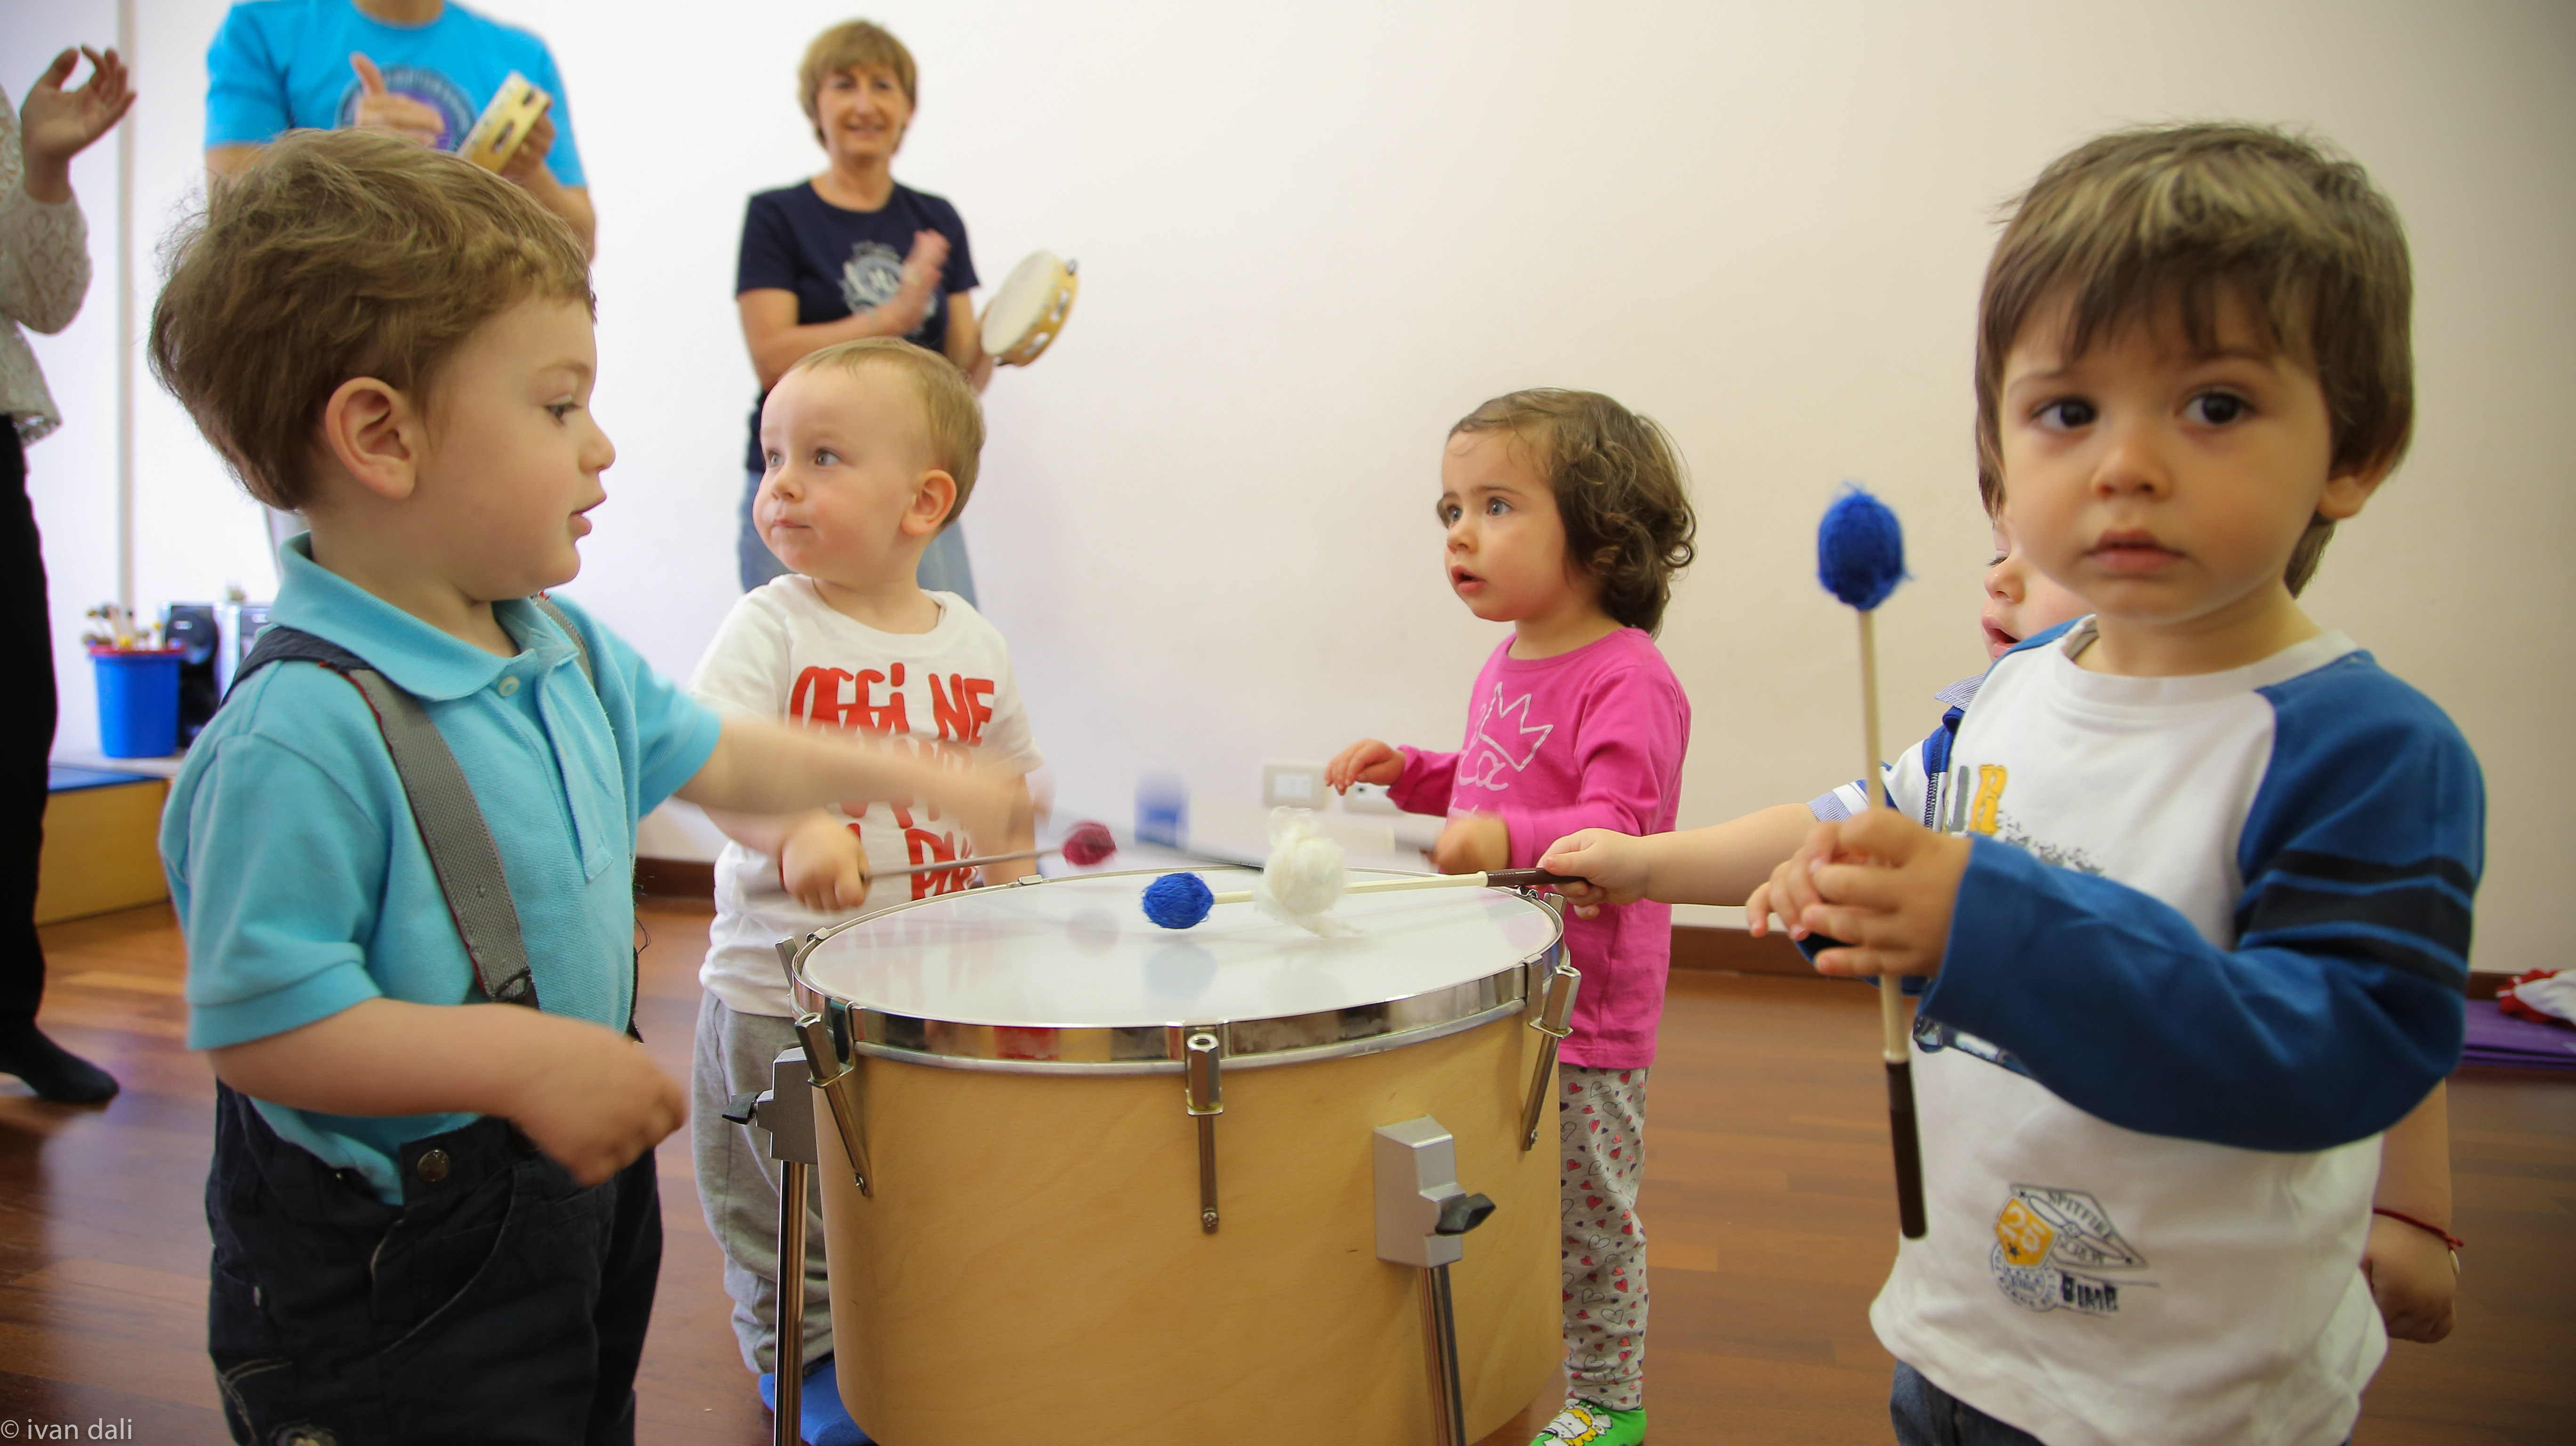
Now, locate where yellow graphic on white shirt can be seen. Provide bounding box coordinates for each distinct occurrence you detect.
[1967,763,2008,836]
[1989,1184,2151,1317]
[1995,1196,2055,1268]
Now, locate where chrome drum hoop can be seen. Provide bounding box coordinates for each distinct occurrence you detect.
[787,869,1566,1075]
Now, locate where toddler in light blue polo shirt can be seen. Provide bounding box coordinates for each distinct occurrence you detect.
[151,129,1015,1446]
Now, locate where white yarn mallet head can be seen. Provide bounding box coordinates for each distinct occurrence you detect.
[1253,807,1351,935]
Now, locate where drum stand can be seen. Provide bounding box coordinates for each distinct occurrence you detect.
[1374,1117,1497,1446]
[744,939,879,1446]
[722,1049,825,1446]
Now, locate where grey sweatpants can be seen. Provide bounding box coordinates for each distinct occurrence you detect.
[1560,1063,1650,1411]
[691,991,834,1375]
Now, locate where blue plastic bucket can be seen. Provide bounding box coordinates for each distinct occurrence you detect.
[92,648,185,758]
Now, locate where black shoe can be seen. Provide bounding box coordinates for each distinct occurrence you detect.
[0,1021,119,1104]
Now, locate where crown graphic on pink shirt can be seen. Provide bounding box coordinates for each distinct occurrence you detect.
[1458,686,1554,791]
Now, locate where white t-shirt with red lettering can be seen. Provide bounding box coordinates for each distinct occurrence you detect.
[688,577,1043,1018]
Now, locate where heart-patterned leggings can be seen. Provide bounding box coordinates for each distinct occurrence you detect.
[1559,1064,1650,1411]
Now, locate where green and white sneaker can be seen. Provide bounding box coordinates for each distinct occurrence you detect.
[1530,1398,1646,1446]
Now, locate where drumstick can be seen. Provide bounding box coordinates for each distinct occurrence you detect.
[1140,867,1575,931]
[1811,484,1927,1242]
[870,819,1116,881]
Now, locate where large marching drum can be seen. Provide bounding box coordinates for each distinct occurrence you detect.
[777,867,1576,1445]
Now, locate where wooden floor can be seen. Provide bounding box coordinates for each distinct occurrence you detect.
[3,901,2569,1445]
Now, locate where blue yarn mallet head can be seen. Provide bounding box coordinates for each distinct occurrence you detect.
[1142,872,1216,930]
[1817,483,1907,611]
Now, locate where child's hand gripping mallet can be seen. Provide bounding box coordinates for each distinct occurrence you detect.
[1812,485,1928,1240]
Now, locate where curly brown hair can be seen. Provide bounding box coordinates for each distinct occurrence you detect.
[1451,389,1697,635]
[150,129,593,511]
[1975,122,2413,598]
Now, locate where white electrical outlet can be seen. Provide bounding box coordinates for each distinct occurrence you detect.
[1262,762,1327,810]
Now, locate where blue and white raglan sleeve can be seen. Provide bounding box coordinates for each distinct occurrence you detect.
[1810,735,1932,823]
[1922,656,2481,1152]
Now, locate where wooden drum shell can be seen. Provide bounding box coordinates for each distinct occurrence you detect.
[813,1013,1558,1444]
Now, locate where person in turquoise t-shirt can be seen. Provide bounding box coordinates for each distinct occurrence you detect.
[203,0,594,251]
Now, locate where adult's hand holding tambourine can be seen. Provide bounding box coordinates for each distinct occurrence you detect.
[456,70,554,176]
[979,250,1079,366]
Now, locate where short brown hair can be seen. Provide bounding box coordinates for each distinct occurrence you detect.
[1975,123,2414,595]
[150,129,592,510]
[1451,389,1697,635]
[799,21,918,145]
[788,338,985,529]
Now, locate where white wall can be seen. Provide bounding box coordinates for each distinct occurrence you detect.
[51,0,2576,972]
[9,0,122,760]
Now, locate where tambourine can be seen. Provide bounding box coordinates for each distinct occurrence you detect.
[979,250,1079,366]
[457,72,551,173]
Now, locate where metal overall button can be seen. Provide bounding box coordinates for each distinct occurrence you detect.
[415,1148,451,1184]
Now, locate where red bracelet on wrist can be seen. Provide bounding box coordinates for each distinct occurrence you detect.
[2372,1206,2463,1252]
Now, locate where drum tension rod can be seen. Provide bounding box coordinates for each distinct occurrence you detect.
[1519,960,1583,1152]
[1184,1030,1224,1233]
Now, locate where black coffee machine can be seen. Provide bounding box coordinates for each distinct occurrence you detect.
[163,603,222,745]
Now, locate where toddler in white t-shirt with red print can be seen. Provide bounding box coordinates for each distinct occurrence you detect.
[686,338,1041,1445]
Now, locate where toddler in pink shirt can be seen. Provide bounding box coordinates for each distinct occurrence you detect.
[1328,388,1695,1446]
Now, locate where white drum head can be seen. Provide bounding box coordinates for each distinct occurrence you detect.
[979,250,1076,362]
[794,869,1562,1068]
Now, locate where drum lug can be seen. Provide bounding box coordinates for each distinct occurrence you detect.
[794,1011,874,1198]
[1183,1029,1224,1233]
[1519,961,1583,1152]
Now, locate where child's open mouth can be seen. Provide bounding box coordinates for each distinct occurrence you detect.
[1450,566,1484,594]
[1982,619,2019,658]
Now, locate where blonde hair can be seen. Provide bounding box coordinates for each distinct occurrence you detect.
[149,129,592,511]
[1450,389,1697,636]
[789,338,985,529]
[1975,123,2414,595]
[799,20,918,145]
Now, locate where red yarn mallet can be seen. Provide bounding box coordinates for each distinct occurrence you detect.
[1059,819,1118,867]
[874,819,1120,880]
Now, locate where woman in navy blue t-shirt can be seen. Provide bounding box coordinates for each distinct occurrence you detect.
[734,20,987,596]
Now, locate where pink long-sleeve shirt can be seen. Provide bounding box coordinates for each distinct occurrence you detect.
[1391,628,1690,1068]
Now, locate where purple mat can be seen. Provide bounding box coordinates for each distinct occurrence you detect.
[2460,997,2576,1071]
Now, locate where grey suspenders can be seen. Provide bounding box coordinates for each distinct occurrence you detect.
[227,596,603,1016]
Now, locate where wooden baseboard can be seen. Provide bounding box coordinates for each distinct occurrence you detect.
[1671,924,1813,977]
[635,856,715,899]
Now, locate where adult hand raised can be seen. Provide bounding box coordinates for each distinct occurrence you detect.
[19,47,135,205]
[349,53,445,146]
[864,228,949,336]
